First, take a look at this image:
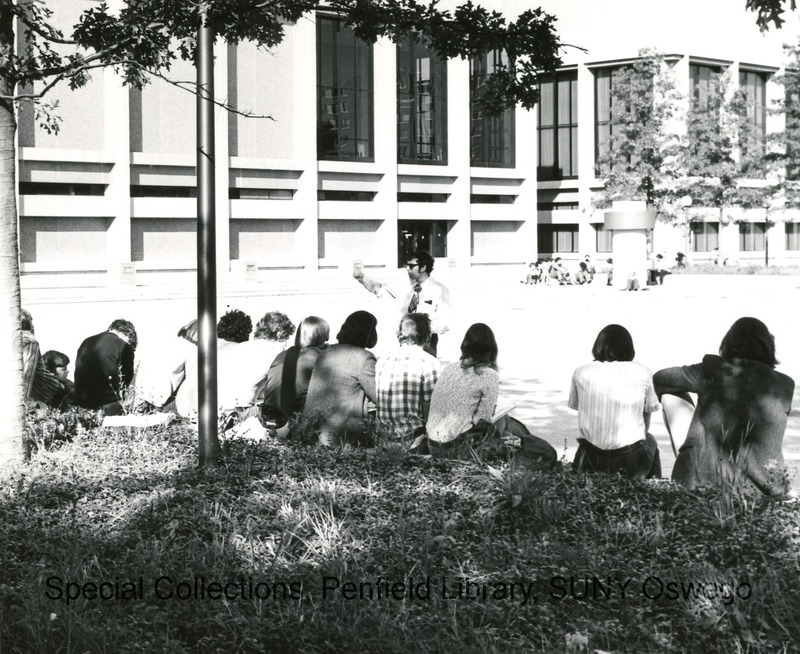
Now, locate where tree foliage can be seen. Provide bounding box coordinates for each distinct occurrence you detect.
[746,0,798,31]
[594,50,681,213]
[679,69,771,223]
[4,0,564,114]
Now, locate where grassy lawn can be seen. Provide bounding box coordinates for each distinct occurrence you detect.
[1,419,799,653]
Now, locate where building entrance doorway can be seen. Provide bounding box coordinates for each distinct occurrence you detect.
[397,220,447,267]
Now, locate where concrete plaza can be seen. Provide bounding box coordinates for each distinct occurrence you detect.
[22,266,800,487]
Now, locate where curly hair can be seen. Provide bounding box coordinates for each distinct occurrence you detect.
[217,310,252,343]
[254,311,296,342]
[108,318,138,350]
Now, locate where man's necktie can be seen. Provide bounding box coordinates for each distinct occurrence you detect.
[407,283,422,313]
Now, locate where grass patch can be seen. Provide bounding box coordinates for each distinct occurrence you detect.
[1,422,799,652]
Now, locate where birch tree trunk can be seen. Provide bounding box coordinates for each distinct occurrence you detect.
[0,5,27,465]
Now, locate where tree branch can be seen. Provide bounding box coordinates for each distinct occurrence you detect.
[15,8,76,46]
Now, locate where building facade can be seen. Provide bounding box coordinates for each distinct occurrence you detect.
[16,3,800,290]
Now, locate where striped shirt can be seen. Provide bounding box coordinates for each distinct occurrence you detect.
[22,331,63,405]
[376,345,440,438]
[568,360,660,449]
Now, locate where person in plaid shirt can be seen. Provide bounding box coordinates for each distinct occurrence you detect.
[376,313,441,440]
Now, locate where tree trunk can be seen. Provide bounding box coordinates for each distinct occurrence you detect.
[0,5,26,466]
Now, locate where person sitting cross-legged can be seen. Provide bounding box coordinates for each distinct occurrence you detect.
[303,311,379,447]
[568,324,661,479]
[376,313,441,442]
[426,323,500,457]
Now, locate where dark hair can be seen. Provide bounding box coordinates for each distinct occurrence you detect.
[460,323,498,371]
[295,316,330,348]
[108,318,138,350]
[254,311,296,342]
[719,317,777,368]
[409,250,434,274]
[20,309,34,333]
[398,313,432,346]
[592,324,635,362]
[43,350,69,372]
[579,262,588,271]
[337,310,378,348]
[217,309,252,343]
[177,319,199,345]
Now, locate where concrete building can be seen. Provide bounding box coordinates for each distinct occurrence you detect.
[16,2,800,290]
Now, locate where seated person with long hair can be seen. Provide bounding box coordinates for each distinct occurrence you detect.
[427,323,500,457]
[654,317,794,495]
[568,324,661,478]
[264,315,330,417]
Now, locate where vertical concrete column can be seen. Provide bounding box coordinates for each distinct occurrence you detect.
[104,62,132,281]
[766,70,786,265]
[447,57,471,269]
[515,104,537,262]
[292,17,320,270]
[576,63,597,253]
[214,41,231,281]
[607,200,655,290]
[373,36,398,269]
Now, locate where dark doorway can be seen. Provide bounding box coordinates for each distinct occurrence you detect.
[397,220,447,267]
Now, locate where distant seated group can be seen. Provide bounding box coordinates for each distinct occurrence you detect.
[522,255,599,286]
[21,305,795,495]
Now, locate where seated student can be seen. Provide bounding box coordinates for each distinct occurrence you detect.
[654,317,794,495]
[219,311,296,413]
[74,319,137,415]
[582,255,596,282]
[42,350,75,408]
[175,309,252,416]
[549,257,571,285]
[264,316,329,417]
[376,313,441,441]
[574,262,592,285]
[134,318,198,412]
[303,311,379,447]
[568,324,661,478]
[20,310,66,408]
[427,323,499,456]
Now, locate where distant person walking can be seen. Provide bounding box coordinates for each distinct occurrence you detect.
[354,250,451,357]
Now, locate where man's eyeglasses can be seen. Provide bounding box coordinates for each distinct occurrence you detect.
[405,262,420,269]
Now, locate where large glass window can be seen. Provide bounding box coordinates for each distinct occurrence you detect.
[690,63,723,110]
[317,16,374,161]
[594,67,618,173]
[470,50,515,167]
[739,70,768,162]
[538,70,578,179]
[786,222,800,250]
[397,36,447,164]
[594,223,613,253]
[538,224,579,254]
[739,222,766,251]
[690,221,719,252]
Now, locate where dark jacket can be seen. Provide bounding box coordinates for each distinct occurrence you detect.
[75,331,135,410]
[302,344,377,446]
[654,354,794,494]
